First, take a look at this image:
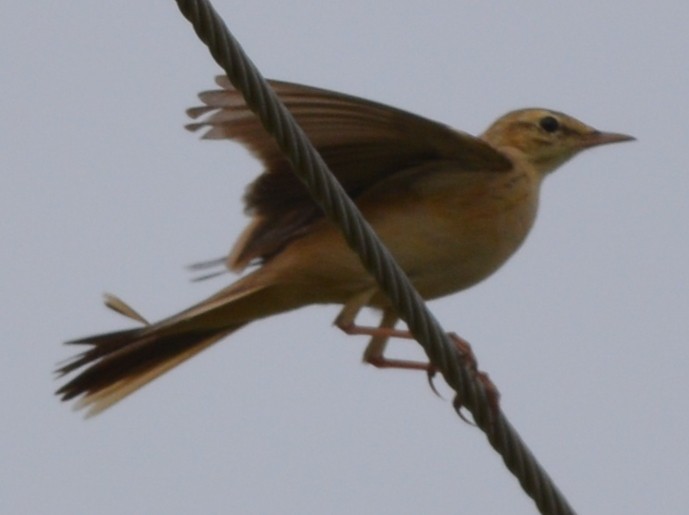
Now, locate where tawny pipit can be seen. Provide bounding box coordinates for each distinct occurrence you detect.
[56,77,634,415]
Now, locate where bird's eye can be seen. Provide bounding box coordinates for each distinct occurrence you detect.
[539,116,560,133]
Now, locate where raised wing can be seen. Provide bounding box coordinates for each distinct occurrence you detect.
[186,76,512,271]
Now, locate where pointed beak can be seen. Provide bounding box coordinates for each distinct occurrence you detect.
[579,130,636,149]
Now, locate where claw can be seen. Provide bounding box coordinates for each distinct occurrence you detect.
[426,367,445,399]
[453,395,476,425]
[446,333,502,426]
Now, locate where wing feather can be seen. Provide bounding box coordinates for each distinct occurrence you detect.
[186,76,512,270]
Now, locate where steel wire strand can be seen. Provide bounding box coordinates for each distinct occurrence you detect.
[175,1,576,513]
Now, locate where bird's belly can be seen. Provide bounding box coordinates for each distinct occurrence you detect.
[274,169,540,306]
[375,173,539,300]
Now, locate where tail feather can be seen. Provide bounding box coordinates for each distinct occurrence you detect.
[56,269,306,416]
[56,325,241,416]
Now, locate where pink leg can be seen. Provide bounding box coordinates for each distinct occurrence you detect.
[334,302,500,417]
[336,312,433,371]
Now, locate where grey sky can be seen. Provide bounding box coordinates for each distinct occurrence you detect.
[3,2,688,514]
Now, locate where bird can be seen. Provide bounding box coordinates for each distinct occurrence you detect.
[55,76,634,415]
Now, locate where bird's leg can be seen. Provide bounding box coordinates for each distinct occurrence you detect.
[335,301,432,371]
[361,309,399,366]
[334,297,500,415]
[334,298,471,373]
[339,323,415,341]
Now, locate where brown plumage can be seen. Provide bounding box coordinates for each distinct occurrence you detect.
[56,76,633,415]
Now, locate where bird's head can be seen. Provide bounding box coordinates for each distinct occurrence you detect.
[481,109,634,175]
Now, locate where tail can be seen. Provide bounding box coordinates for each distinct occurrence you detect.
[56,273,294,416]
[56,324,239,417]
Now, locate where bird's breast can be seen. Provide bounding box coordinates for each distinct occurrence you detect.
[366,165,541,299]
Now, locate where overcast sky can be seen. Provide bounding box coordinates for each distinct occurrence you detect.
[3,2,689,514]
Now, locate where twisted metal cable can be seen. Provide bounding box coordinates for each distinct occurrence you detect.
[175,1,576,513]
